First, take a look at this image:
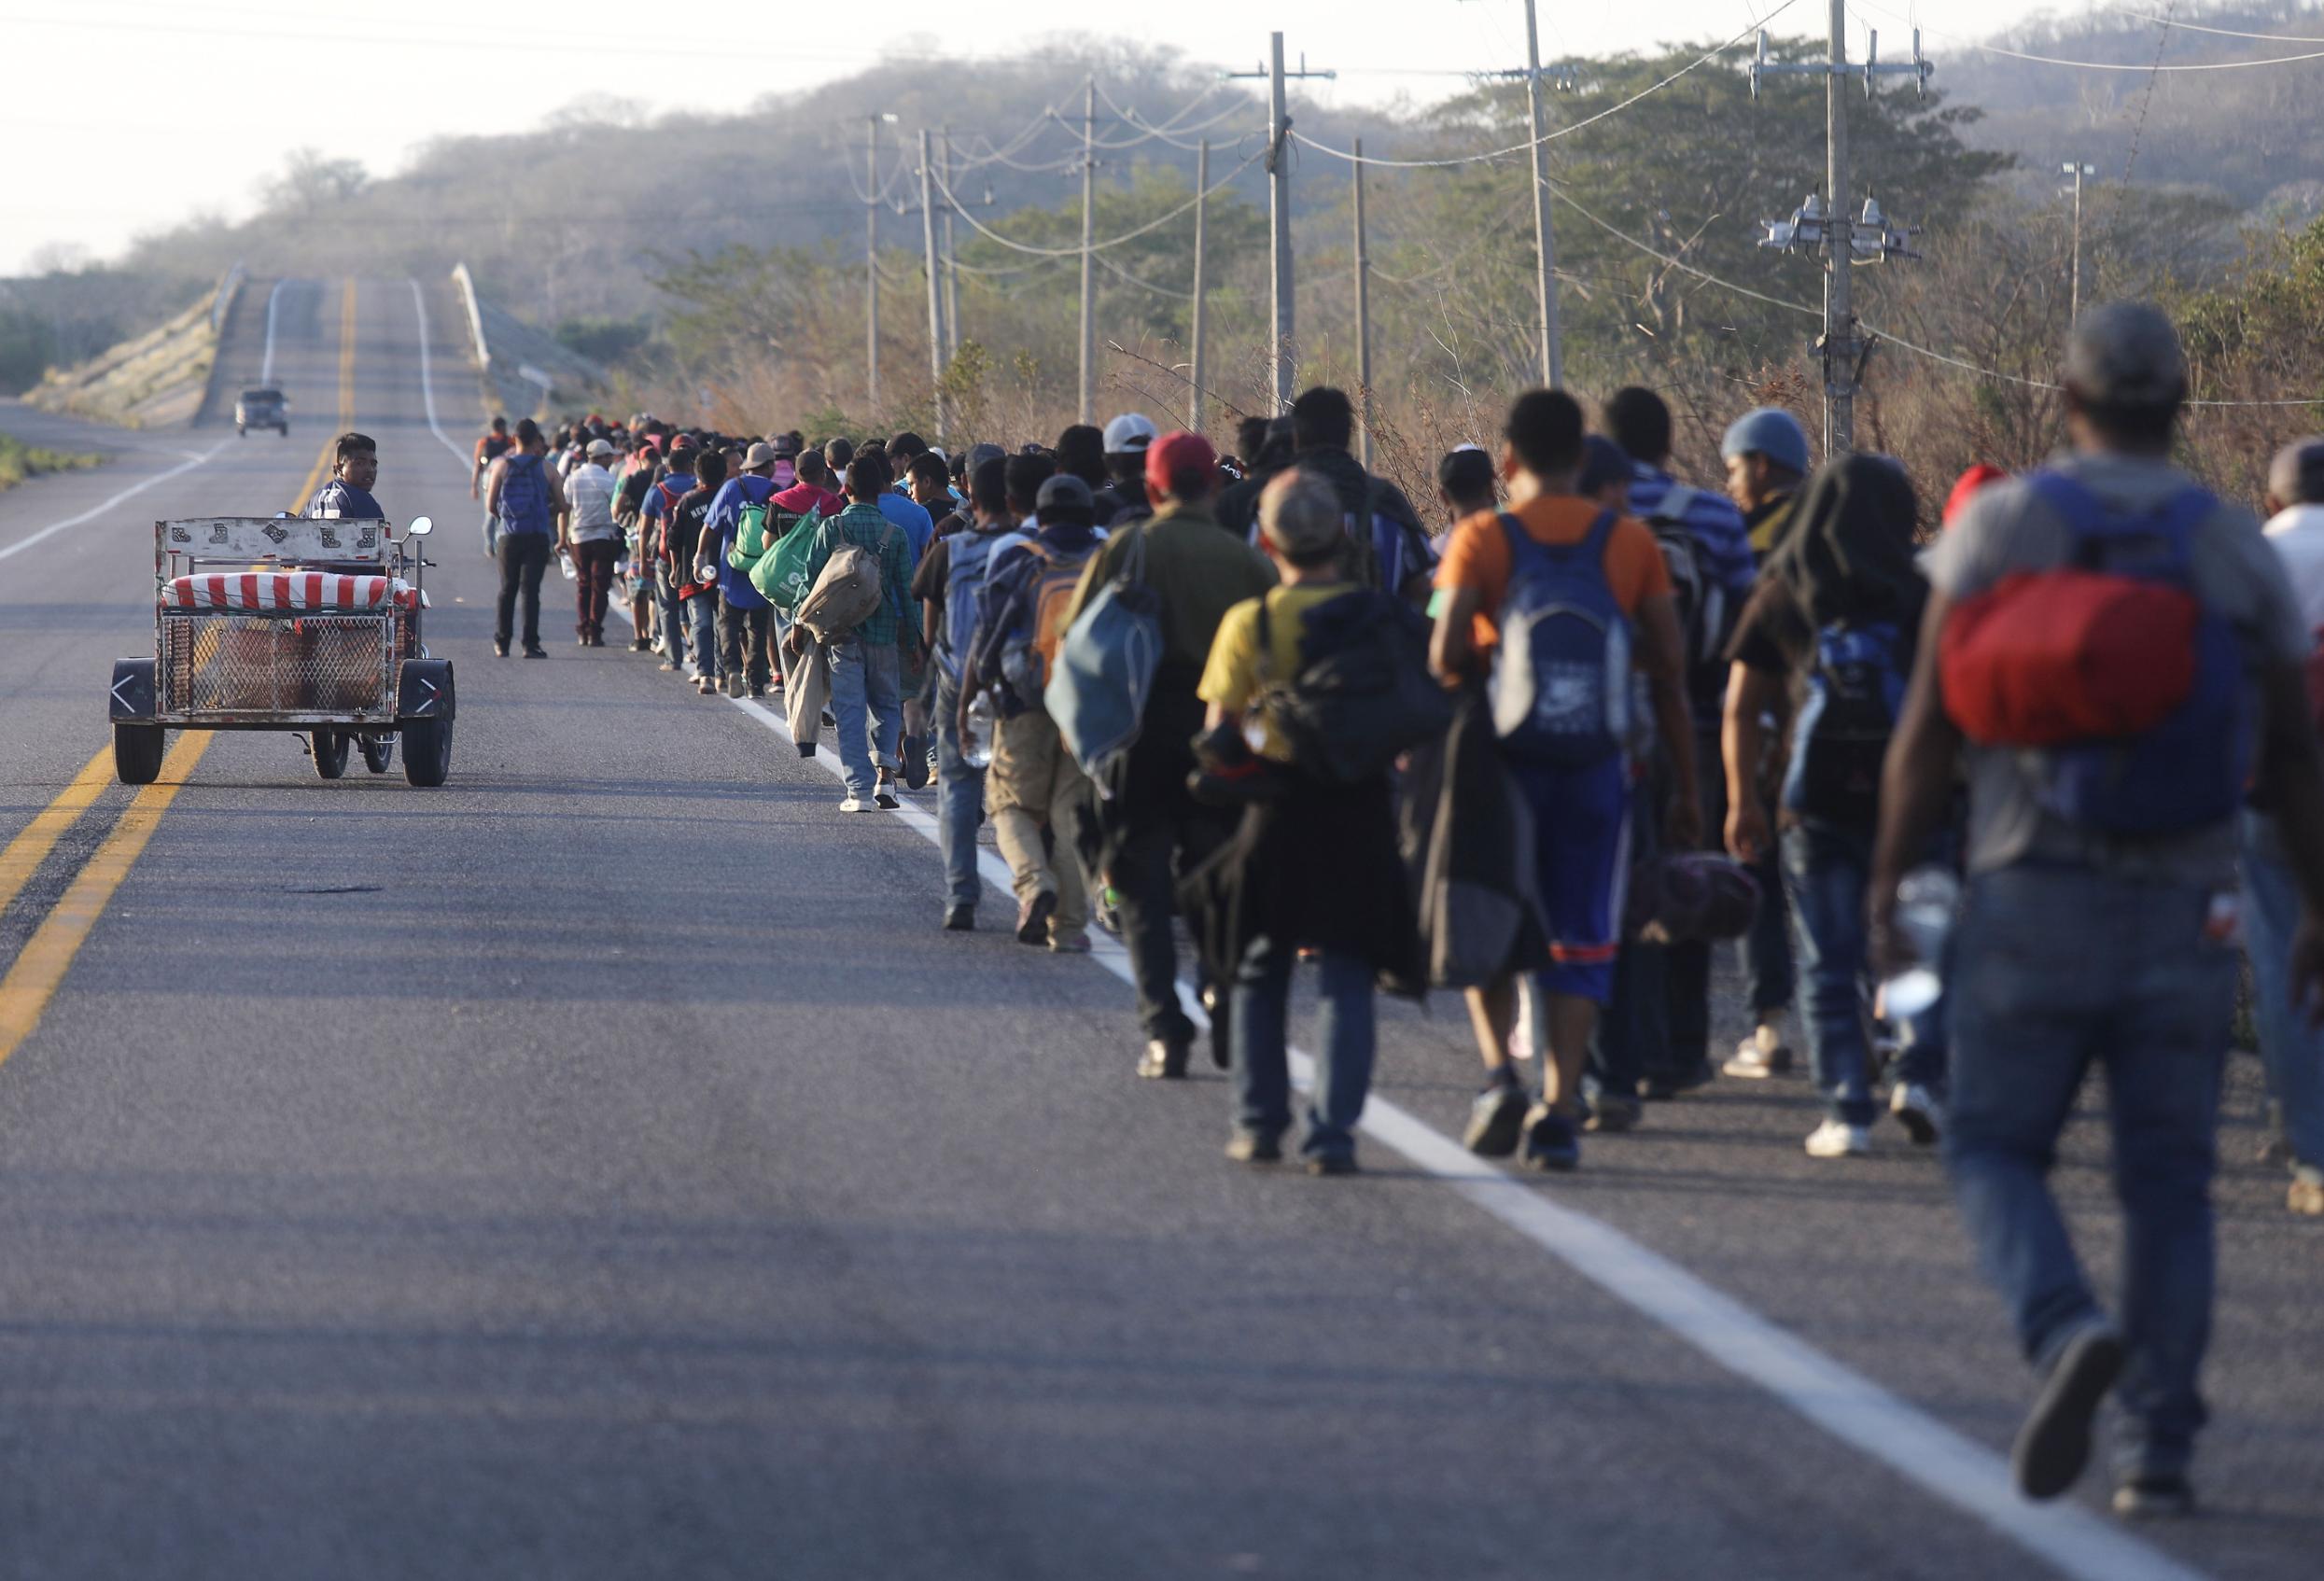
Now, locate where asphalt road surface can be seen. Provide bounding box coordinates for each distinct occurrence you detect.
[0,278,2317,1581]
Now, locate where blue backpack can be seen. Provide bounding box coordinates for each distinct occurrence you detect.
[940,529,1008,682]
[2025,473,2251,835]
[498,453,552,536]
[1489,510,1631,766]
[1783,620,1908,824]
[1046,526,1164,779]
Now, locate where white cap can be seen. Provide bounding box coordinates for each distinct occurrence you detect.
[1102,413,1158,455]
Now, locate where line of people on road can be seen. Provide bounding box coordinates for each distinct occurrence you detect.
[469,301,2324,1519]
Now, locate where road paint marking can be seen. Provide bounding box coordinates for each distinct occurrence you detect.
[406,278,471,473]
[0,731,210,1068]
[0,749,113,919]
[259,278,285,385]
[0,441,229,564]
[690,668,2206,1581]
[285,279,358,512]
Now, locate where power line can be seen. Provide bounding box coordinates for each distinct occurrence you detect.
[1855,0,2324,68]
[931,147,1264,259]
[1281,2,1803,172]
[2107,6,2324,42]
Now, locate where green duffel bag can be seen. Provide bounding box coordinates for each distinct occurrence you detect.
[749,510,823,609]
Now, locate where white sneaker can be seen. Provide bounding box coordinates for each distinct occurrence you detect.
[838,796,865,813]
[1804,1119,1871,1158]
[1890,1082,1944,1146]
[1722,1036,1793,1079]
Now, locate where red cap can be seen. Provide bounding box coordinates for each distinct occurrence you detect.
[1145,430,1218,499]
[668,434,698,454]
[1942,463,2008,527]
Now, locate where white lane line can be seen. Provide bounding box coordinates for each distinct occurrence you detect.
[683,666,2207,1581]
[0,441,228,564]
[259,279,285,386]
[407,278,470,472]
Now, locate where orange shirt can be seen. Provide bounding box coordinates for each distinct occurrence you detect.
[1435,495,1673,654]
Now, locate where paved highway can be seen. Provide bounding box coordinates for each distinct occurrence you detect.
[0,278,2315,1579]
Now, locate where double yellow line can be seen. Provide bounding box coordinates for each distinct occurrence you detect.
[0,279,358,1068]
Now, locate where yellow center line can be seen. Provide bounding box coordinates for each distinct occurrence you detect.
[0,732,211,1066]
[285,278,358,517]
[0,749,113,918]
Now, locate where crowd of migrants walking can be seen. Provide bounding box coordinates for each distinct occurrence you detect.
[460,301,2324,1522]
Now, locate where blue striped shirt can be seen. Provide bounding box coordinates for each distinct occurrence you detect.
[1626,464,1755,597]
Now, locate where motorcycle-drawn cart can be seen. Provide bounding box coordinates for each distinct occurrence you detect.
[108,513,455,787]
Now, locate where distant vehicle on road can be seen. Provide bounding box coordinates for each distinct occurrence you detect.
[234,387,288,437]
[109,514,455,788]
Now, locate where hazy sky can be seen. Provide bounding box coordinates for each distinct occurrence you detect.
[4,0,2075,275]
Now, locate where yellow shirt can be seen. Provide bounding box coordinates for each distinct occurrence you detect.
[1197,582,1357,763]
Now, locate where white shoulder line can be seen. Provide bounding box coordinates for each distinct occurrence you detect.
[0,442,229,565]
[406,278,471,472]
[623,600,2205,1581]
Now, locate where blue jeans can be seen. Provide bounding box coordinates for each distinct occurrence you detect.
[686,591,719,680]
[827,637,902,799]
[655,566,687,667]
[1946,863,2233,1480]
[1781,818,1946,1125]
[1231,936,1375,1163]
[933,674,985,908]
[2240,811,2324,1177]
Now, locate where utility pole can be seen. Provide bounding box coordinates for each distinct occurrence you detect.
[1078,77,1099,424]
[1352,135,1374,469]
[919,130,947,450]
[1232,35,1335,413]
[1520,0,1562,387]
[940,129,961,357]
[863,112,897,412]
[1189,138,1210,433]
[1750,11,1931,456]
[2064,160,2096,329]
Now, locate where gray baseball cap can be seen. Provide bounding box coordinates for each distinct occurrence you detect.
[2065,301,2189,409]
[1034,473,1096,516]
[1719,406,1810,475]
[743,441,780,469]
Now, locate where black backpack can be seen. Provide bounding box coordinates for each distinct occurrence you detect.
[1251,589,1452,784]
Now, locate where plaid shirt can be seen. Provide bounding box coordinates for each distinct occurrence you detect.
[804,500,914,647]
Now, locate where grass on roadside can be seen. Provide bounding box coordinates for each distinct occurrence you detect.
[0,431,103,495]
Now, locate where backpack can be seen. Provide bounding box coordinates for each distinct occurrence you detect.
[1249,588,1452,784]
[1046,526,1165,781]
[941,529,1008,682]
[998,540,1098,703]
[730,498,807,570]
[792,532,888,641]
[1643,483,1730,691]
[1782,620,1908,825]
[1489,511,1631,766]
[498,453,552,535]
[749,509,825,610]
[1938,471,2250,836]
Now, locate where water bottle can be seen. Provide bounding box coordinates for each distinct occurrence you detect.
[558,550,578,581]
[962,691,996,770]
[1883,865,1960,1019]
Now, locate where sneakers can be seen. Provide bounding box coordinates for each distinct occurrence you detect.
[1225,1131,1281,1165]
[1890,1082,1944,1146]
[1640,1060,1715,1100]
[1137,1038,1191,1081]
[2111,1474,2196,1519]
[1307,1153,1361,1177]
[522,645,548,659]
[1049,930,1092,955]
[1804,1119,1871,1158]
[2014,1323,2125,1500]
[1584,1093,1642,1134]
[493,638,510,658]
[725,674,747,698]
[1463,1083,1529,1157]
[838,796,866,813]
[1015,890,1057,944]
[943,903,975,932]
[1722,1036,1794,1079]
[902,735,931,790]
[874,790,902,811]
[631,636,651,652]
[1520,1105,1581,1172]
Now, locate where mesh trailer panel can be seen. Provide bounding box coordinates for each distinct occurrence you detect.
[158,612,398,722]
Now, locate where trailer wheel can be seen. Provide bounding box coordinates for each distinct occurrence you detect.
[359,735,395,775]
[401,715,451,787]
[312,728,350,779]
[115,723,164,785]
